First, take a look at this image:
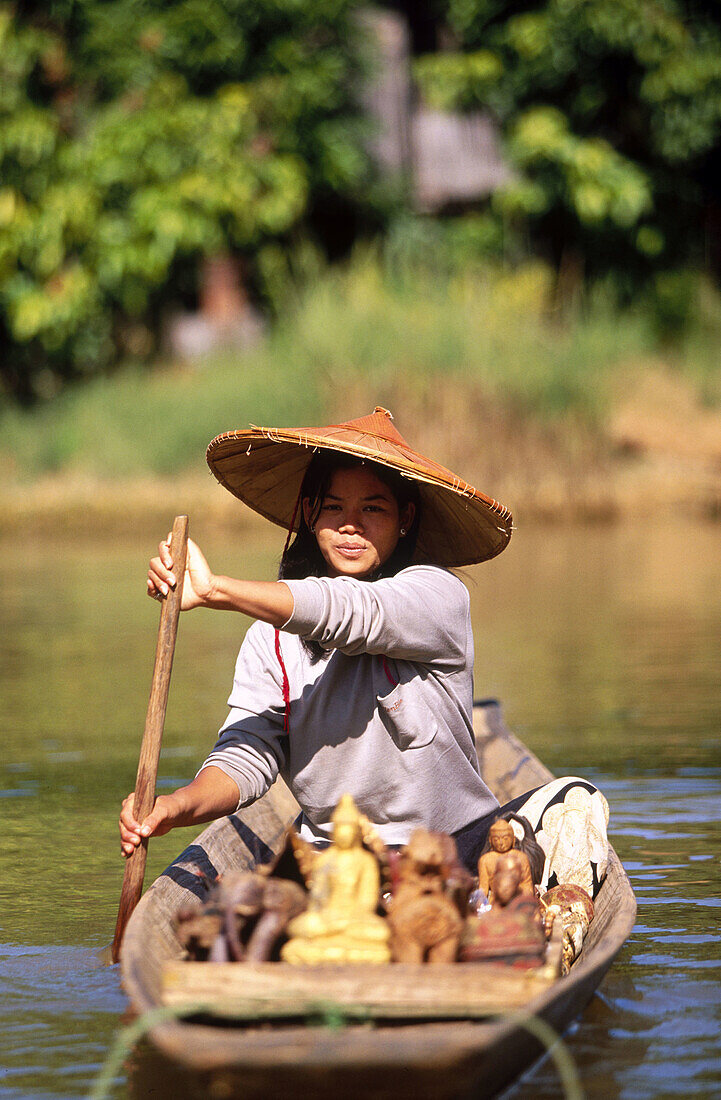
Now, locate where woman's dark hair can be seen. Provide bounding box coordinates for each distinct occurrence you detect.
[278,452,421,659]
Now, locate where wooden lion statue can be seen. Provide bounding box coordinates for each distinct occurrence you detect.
[387,829,465,964]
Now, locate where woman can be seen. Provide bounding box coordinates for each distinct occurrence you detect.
[119,407,608,894]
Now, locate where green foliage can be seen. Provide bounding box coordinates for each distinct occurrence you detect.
[3,0,719,407]
[414,51,506,114]
[0,0,371,403]
[0,352,325,481]
[499,107,653,229]
[414,0,721,289]
[382,211,505,285]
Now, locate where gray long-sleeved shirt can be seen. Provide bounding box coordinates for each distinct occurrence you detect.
[199,565,499,844]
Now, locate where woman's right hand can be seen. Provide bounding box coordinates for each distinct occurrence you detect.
[147,534,216,610]
[119,770,240,858]
[119,791,181,857]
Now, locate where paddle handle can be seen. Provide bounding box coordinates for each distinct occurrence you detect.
[111,514,189,963]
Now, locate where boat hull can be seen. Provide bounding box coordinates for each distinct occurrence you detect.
[120,702,636,1098]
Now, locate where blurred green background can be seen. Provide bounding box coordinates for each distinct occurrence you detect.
[1,0,720,516]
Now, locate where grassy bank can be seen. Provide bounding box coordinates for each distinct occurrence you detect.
[2,254,720,533]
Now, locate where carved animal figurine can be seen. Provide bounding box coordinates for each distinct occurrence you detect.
[175,872,307,963]
[540,884,594,975]
[478,819,534,903]
[387,829,465,964]
[281,794,391,965]
[217,871,308,962]
[175,906,224,961]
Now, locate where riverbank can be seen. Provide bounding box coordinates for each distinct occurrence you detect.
[4,361,720,539]
[2,258,720,535]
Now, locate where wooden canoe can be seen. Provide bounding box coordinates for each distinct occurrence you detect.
[120,701,636,1099]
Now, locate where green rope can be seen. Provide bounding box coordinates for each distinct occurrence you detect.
[88,1001,583,1100]
[497,1010,584,1100]
[88,1004,208,1100]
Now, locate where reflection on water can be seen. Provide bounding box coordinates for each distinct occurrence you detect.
[1,519,719,1098]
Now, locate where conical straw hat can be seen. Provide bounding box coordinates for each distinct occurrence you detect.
[206,406,512,566]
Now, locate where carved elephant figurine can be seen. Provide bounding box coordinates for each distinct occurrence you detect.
[217,871,308,962]
[176,871,308,963]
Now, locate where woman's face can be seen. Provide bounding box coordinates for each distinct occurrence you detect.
[304,466,415,579]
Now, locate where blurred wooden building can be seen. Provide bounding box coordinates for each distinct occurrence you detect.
[359,7,510,212]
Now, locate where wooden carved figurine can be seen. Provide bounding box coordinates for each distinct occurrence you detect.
[387,829,464,964]
[503,812,546,887]
[218,872,308,962]
[281,794,391,965]
[491,856,530,909]
[478,819,534,903]
[492,855,543,924]
[459,857,545,967]
[175,905,224,961]
[175,871,307,963]
[540,884,594,975]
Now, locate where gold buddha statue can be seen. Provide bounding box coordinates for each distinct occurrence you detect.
[281,794,391,965]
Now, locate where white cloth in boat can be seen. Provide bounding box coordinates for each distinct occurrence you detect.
[198,565,500,846]
[513,778,610,898]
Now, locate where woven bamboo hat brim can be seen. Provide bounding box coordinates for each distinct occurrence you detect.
[206,407,513,567]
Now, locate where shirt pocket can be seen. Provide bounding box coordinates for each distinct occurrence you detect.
[376,683,438,750]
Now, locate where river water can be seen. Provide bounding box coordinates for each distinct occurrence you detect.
[1,519,719,1098]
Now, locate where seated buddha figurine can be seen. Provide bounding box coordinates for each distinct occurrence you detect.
[478,819,534,904]
[459,857,545,967]
[281,794,391,965]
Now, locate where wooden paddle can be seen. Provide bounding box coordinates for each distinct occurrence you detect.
[110,514,189,964]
